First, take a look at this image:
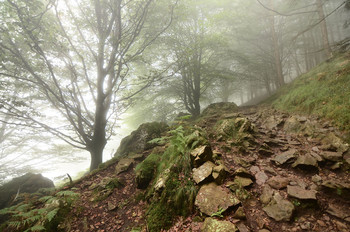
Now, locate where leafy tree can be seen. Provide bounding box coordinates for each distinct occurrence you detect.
[0,0,175,170]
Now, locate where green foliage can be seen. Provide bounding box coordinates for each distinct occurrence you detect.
[145,125,199,231]
[0,190,79,232]
[272,52,350,136]
[210,207,225,218]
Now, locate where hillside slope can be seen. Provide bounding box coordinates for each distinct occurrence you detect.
[1,52,350,232]
[271,51,350,137]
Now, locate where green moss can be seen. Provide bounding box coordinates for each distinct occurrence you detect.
[135,153,162,189]
[143,126,199,231]
[146,202,174,232]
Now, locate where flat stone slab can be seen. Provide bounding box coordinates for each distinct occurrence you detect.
[195,182,240,216]
[115,158,134,174]
[272,149,297,165]
[320,151,343,162]
[292,154,318,169]
[327,204,350,222]
[263,193,294,222]
[233,176,253,188]
[267,176,290,190]
[192,161,216,184]
[202,217,238,232]
[287,185,317,200]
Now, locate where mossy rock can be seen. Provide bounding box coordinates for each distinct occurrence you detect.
[135,153,162,189]
[201,102,238,118]
[115,122,168,157]
[0,173,54,210]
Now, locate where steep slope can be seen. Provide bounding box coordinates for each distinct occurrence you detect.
[271,51,350,136]
[1,52,350,232]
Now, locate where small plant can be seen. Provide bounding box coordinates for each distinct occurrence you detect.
[292,199,301,207]
[0,190,79,232]
[210,207,225,218]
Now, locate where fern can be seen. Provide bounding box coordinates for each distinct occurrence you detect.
[46,208,59,222]
[39,195,54,203]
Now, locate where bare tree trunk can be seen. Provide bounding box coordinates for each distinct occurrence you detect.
[316,0,332,58]
[269,0,284,87]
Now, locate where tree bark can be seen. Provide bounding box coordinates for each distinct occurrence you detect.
[269,0,284,87]
[316,0,332,59]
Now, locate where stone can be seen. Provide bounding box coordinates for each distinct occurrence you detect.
[190,145,213,168]
[236,223,250,232]
[287,185,317,200]
[233,206,246,219]
[283,116,302,133]
[258,147,274,156]
[263,193,294,221]
[212,164,228,184]
[201,217,238,232]
[154,168,170,192]
[317,220,326,227]
[267,176,289,190]
[292,154,318,170]
[320,151,343,162]
[320,132,349,153]
[232,176,253,188]
[201,102,238,118]
[272,149,297,165]
[326,204,350,222]
[107,201,117,211]
[255,171,268,186]
[115,158,134,174]
[192,161,216,184]
[263,115,284,130]
[115,122,168,157]
[260,185,274,205]
[195,183,240,216]
[235,167,254,179]
[312,175,322,184]
[0,173,54,209]
[310,152,323,162]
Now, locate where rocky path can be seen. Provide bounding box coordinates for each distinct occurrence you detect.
[65,104,350,232]
[173,105,350,232]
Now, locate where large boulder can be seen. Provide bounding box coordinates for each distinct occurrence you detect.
[115,122,168,157]
[201,102,238,118]
[0,173,54,209]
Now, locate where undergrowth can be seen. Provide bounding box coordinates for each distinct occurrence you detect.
[144,125,204,232]
[272,52,350,137]
[0,190,79,232]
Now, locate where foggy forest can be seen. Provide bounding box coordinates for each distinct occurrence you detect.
[0,0,350,231]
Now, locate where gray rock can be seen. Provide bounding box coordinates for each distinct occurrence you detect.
[232,176,253,188]
[255,171,268,185]
[235,167,254,178]
[287,185,317,200]
[115,122,168,157]
[263,193,295,221]
[260,185,274,205]
[195,183,240,216]
[212,164,228,184]
[292,154,318,169]
[267,176,289,190]
[236,223,250,232]
[272,149,297,165]
[0,173,54,209]
[233,206,246,219]
[192,161,216,184]
[201,217,238,232]
[326,204,350,222]
[190,145,213,168]
[320,132,349,153]
[320,151,343,162]
[115,158,134,174]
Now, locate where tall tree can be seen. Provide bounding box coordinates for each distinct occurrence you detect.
[0,0,175,170]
